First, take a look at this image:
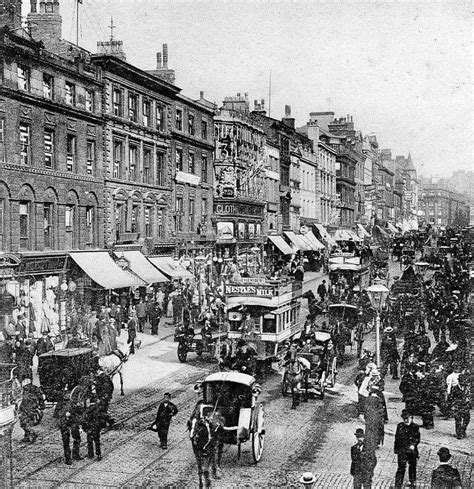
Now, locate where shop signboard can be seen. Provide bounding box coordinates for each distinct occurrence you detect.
[17,256,67,275]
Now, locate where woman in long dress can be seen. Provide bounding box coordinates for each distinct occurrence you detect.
[365,388,385,449]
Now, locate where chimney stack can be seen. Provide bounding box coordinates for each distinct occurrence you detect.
[163,43,168,68]
[282,105,295,129]
[27,0,63,50]
[0,0,23,31]
[156,52,162,69]
[30,0,37,13]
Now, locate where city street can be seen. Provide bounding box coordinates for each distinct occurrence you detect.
[11,267,472,488]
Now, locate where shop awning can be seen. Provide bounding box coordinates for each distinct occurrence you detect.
[284,231,311,252]
[347,230,363,242]
[314,224,337,247]
[301,231,325,250]
[334,229,353,241]
[267,235,295,255]
[69,251,146,289]
[375,225,389,237]
[357,224,371,238]
[147,256,194,280]
[113,251,168,284]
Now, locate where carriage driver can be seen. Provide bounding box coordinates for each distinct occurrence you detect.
[94,367,116,428]
[201,319,213,352]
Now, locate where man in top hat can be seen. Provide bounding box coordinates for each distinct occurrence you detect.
[430,447,462,488]
[152,392,178,449]
[394,409,420,488]
[381,326,400,380]
[350,428,377,488]
[35,330,55,357]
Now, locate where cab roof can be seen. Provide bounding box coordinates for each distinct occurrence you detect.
[204,371,256,387]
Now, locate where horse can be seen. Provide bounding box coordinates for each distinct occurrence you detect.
[97,349,129,396]
[281,349,309,409]
[189,413,225,489]
[302,290,326,318]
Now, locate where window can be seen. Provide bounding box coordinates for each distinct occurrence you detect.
[65,205,75,248]
[143,101,151,127]
[157,209,164,238]
[43,203,53,249]
[65,81,75,106]
[0,199,4,249]
[188,153,195,174]
[17,66,30,91]
[66,135,76,172]
[175,108,183,131]
[143,148,152,184]
[113,140,123,179]
[0,119,5,162]
[131,205,140,233]
[156,104,165,131]
[43,74,53,99]
[129,144,139,181]
[44,129,54,168]
[175,148,183,172]
[189,199,195,230]
[20,123,30,165]
[115,202,126,239]
[144,206,153,237]
[156,152,165,186]
[85,89,94,112]
[86,207,94,246]
[175,197,183,232]
[201,119,208,140]
[86,141,95,175]
[113,89,122,116]
[19,202,30,250]
[188,113,195,135]
[128,93,138,122]
[201,154,208,183]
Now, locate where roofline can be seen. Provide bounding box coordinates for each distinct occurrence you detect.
[176,93,215,114]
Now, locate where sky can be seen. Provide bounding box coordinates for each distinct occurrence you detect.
[25,0,472,178]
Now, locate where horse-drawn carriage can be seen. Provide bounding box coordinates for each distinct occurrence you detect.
[190,371,265,487]
[282,331,337,401]
[176,330,228,363]
[38,347,95,402]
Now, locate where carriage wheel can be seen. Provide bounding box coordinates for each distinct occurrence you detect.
[330,357,338,387]
[281,372,288,397]
[177,343,188,363]
[252,403,265,463]
[319,372,326,400]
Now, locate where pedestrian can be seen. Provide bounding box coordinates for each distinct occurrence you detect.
[94,367,115,427]
[127,313,137,355]
[149,302,162,336]
[354,316,365,359]
[317,280,327,302]
[58,392,83,464]
[394,409,420,489]
[18,377,45,443]
[430,447,462,489]
[365,387,385,449]
[381,327,400,380]
[82,392,106,461]
[399,365,419,415]
[350,428,377,489]
[151,392,178,449]
[136,298,147,333]
[450,372,471,440]
[13,338,33,381]
[34,330,55,357]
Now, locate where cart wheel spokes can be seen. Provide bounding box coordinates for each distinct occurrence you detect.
[331,356,338,386]
[252,404,265,463]
[319,371,326,400]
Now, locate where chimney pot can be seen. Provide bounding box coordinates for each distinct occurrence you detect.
[156,52,162,69]
[254,99,258,108]
[237,93,241,97]
[163,43,168,68]
[285,105,291,117]
[200,91,204,99]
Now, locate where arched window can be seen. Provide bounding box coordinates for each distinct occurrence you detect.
[43,188,58,250]
[85,192,98,248]
[18,185,35,251]
[113,190,127,242]
[0,181,11,251]
[65,191,79,249]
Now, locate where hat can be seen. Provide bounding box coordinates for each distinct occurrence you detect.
[384,326,394,333]
[354,428,365,437]
[401,409,412,419]
[299,472,316,485]
[437,447,451,462]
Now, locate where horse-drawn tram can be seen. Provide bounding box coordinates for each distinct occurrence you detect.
[328,252,371,290]
[224,277,303,368]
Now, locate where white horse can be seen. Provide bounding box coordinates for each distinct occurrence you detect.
[98,349,129,396]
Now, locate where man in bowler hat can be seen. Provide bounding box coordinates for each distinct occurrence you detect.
[430,447,462,488]
[394,409,420,488]
[152,393,178,449]
[350,428,377,488]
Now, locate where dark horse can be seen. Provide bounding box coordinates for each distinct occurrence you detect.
[302,290,326,319]
[189,413,225,489]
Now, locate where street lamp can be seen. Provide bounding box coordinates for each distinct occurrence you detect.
[367,277,389,368]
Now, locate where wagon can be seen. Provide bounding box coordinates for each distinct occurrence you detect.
[298,331,337,399]
[176,330,228,363]
[38,347,94,402]
[194,371,265,462]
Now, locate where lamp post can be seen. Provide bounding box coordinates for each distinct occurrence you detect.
[367,277,389,368]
